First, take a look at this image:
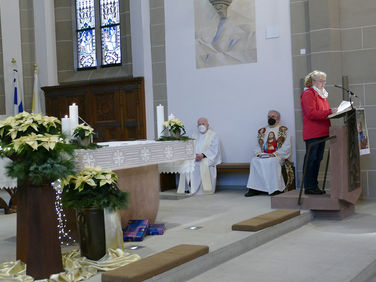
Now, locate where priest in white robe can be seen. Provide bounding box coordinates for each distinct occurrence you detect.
[245,110,291,197]
[184,117,222,195]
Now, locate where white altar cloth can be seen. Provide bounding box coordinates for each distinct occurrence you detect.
[158,160,195,194]
[0,157,17,189]
[74,140,195,171]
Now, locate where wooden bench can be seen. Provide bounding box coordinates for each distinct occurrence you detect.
[102,244,209,282]
[217,162,250,173]
[217,161,295,191]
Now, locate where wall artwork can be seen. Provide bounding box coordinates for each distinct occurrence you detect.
[195,0,257,69]
[356,108,370,155]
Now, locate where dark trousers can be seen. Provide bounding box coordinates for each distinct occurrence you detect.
[303,137,327,190]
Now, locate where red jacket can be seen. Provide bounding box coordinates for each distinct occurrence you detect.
[301,88,332,140]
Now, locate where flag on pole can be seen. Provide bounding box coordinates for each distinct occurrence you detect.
[32,64,41,113]
[13,69,23,115]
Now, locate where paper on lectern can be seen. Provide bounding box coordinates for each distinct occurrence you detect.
[337,100,352,112]
[328,100,353,118]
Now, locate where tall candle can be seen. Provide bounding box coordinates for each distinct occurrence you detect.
[69,103,79,134]
[156,104,165,139]
[168,113,175,121]
[61,115,71,138]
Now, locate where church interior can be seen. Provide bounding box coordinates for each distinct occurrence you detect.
[1,0,376,281]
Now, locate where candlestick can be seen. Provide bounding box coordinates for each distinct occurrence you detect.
[156,104,165,139]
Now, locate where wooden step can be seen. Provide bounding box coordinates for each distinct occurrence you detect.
[232,209,300,231]
[102,244,209,282]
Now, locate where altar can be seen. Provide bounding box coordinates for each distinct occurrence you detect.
[75,140,195,227]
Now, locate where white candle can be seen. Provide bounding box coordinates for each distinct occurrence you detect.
[168,113,175,121]
[61,115,71,138]
[69,103,79,134]
[156,104,165,139]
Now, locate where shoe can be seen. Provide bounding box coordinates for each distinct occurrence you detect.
[304,188,325,195]
[271,190,283,196]
[185,190,190,194]
[244,189,260,197]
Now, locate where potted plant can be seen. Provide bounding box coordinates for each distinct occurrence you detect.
[0,112,75,279]
[159,117,191,141]
[72,123,94,146]
[61,166,128,260]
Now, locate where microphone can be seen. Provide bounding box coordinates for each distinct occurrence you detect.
[334,84,356,96]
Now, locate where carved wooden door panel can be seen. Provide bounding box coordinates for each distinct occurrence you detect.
[43,78,146,142]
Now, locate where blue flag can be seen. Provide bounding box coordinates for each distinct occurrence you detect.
[13,69,23,115]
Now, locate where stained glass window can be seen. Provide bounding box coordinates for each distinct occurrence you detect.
[76,0,97,68]
[100,0,121,66]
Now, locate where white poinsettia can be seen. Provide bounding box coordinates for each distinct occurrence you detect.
[62,166,119,192]
[73,123,94,139]
[11,133,63,152]
[163,117,186,136]
[0,112,61,141]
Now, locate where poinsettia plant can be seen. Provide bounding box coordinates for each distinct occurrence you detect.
[61,166,128,211]
[72,123,94,140]
[0,112,75,185]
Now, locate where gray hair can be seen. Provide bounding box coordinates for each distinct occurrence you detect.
[304,70,327,87]
[268,110,281,120]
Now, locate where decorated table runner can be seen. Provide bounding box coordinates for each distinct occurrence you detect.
[74,140,195,170]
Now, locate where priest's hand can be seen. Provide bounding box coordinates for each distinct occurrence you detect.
[195,153,204,161]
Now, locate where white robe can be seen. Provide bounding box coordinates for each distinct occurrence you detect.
[247,124,291,194]
[182,129,222,195]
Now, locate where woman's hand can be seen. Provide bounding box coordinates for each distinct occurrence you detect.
[331,107,338,114]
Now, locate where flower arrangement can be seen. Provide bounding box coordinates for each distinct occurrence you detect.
[158,117,192,141]
[72,123,94,140]
[0,112,61,147]
[61,166,128,211]
[163,118,186,136]
[0,112,75,184]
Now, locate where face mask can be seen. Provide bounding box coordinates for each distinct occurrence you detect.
[268,118,276,126]
[198,125,207,133]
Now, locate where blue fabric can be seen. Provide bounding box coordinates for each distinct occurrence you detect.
[303,137,327,190]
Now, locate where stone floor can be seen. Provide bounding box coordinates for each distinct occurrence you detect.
[1,188,376,281]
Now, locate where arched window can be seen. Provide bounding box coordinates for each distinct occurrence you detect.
[75,0,121,69]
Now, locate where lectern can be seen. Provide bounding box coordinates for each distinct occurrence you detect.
[271,108,362,219]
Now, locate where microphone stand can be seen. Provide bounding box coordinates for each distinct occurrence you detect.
[334,85,356,110]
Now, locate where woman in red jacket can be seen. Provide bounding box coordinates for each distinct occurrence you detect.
[301,70,337,194]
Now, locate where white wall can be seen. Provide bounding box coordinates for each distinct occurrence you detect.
[165,0,295,163]
[0,0,24,116]
[33,0,59,114]
[130,0,154,140]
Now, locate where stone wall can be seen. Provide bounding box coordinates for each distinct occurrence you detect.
[149,0,167,137]
[290,0,376,198]
[19,0,35,112]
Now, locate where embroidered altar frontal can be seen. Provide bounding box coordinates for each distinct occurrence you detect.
[123,219,149,241]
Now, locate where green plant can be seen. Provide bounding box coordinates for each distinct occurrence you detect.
[163,118,186,136]
[72,124,94,140]
[0,112,75,185]
[61,166,128,211]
